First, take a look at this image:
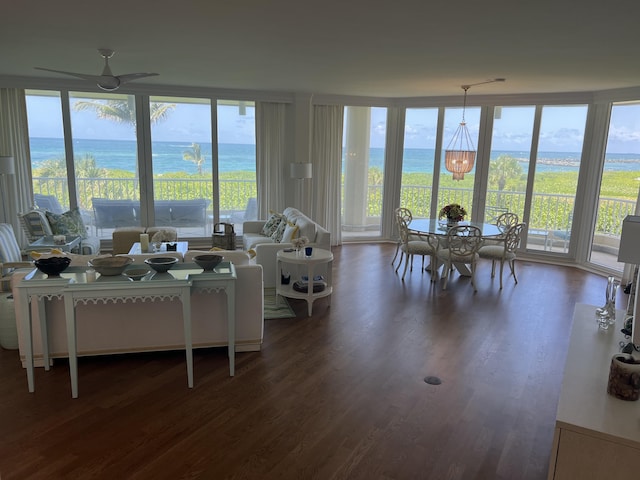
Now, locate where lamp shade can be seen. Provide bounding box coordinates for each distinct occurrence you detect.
[618,215,640,264]
[290,162,312,179]
[0,156,14,175]
[444,149,476,181]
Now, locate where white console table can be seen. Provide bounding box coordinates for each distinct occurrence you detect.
[548,303,640,479]
[16,263,237,398]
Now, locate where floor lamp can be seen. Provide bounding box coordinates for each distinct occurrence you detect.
[290,162,312,212]
[618,214,640,348]
[0,156,15,223]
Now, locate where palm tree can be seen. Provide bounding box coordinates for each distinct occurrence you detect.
[183,143,205,175]
[489,154,523,191]
[72,98,175,128]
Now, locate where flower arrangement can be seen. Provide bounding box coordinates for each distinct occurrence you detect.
[291,236,309,249]
[439,203,467,222]
[151,229,177,244]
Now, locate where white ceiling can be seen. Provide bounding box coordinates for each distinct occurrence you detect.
[2,0,640,98]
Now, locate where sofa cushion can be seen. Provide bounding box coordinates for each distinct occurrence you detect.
[281,222,299,243]
[294,216,316,242]
[46,208,88,239]
[261,212,285,237]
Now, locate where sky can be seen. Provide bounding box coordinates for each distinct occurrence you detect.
[26,95,640,154]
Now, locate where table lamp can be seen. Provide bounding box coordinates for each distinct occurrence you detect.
[617,215,640,347]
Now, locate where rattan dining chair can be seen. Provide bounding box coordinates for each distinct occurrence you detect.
[391,207,423,268]
[436,225,483,291]
[395,215,439,281]
[478,222,526,289]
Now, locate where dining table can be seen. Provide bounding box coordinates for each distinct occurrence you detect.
[407,218,503,276]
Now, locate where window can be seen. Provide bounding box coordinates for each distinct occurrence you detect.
[589,102,640,269]
[342,106,387,238]
[26,91,69,212]
[217,101,257,235]
[149,96,212,238]
[401,108,438,217]
[526,105,588,252]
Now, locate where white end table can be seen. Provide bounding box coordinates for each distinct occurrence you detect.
[276,248,333,316]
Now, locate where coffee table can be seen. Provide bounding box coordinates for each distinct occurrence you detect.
[26,235,81,254]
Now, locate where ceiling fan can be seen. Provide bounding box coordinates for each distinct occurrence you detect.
[35,48,159,91]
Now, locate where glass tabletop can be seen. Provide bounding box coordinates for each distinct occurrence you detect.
[408,218,502,237]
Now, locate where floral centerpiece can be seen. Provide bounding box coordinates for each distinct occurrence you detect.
[151,229,177,251]
[438,203,467,223]
[291,236,309,250]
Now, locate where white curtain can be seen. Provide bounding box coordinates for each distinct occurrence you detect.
[256,101,288,218]
[381,107,405,240]
[311,104,343,246]
[0,88,33,246]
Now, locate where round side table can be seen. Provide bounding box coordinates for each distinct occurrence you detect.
[276,248,333,317]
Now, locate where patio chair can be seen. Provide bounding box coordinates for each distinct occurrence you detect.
[478,223,526,289]
[436,225,483,291]
[34,194,64,214]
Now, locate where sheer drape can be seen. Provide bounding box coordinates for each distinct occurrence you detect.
[381,107,405,240]
[0,88,33,246]
[256,101,288,218]
[311,104,343,246]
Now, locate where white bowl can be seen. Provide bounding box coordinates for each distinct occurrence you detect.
[89,256,133,276]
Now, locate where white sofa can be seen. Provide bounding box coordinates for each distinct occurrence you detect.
[11,250,264,368]
[243,207,331,288]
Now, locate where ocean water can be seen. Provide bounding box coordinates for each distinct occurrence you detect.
[29,137,640,175]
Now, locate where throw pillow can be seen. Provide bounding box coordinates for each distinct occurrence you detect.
[281,221,299,243]
[270,218,288,242]
[261,212,285,237]
[45,208,88,239]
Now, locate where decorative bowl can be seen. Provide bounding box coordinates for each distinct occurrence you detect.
[34,256,71,277]
[145,256,179,273]
[124,268,151,281]
[192,254,223,271]
[89,256,133,276]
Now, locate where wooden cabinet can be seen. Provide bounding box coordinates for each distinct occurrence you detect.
[548,304,640,479]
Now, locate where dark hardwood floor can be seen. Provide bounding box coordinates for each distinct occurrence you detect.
[0,244,616,479]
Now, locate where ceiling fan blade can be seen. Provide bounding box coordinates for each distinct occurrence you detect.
[117,72,159,84]
[34,67,102,83]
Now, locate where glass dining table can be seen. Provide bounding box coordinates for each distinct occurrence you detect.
[407,218,503,276]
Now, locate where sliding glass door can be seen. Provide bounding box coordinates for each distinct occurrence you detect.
[589,102,640,270]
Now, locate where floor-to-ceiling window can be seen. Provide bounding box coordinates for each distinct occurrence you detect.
[526,105,588,252]
[437,105,481,215]
[401,108,438,217]
[149,96,212,238]
[589,102,640,269]
[484,106,535,224]
[26,91,69,212]
[342,106,387,238]
[217,100,257,236]
[69,92,141,238]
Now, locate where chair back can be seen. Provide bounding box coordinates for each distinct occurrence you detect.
[395,207,412,225]
[446,225,483,257]
[396,215,412,244]
[496,212,519,231]
[18,210,53,242]
[34,194,64,214]
[505,223,526,253]
[0,223,23,274]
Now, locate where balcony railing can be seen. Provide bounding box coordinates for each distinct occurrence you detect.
[34,176,634,241]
